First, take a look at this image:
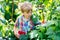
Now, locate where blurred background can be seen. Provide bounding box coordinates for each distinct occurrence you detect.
[0,0,60,40]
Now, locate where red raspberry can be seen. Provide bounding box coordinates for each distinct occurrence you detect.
[18,31,26,35]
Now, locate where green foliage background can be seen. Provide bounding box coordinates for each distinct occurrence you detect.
[0,0,60,40]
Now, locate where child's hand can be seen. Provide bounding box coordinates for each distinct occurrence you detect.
[14,32,20,38]
[14,27,20,38]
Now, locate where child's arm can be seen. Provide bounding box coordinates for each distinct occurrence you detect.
[34,21,41,26]
[33,18,41,26]
[14,18,20,38]
[14,26,19,38]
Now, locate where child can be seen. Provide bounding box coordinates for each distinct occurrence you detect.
[14,2,40,38]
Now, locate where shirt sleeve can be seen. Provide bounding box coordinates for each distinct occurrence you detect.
[14,17,19,27]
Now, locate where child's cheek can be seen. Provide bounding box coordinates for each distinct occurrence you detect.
[29,13,32,17]
[26,14,30,18]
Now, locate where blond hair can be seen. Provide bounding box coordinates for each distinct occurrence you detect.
[20,2,32,13]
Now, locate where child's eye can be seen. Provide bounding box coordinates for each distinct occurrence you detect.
[29,10,32,13]
[26,9,32,14]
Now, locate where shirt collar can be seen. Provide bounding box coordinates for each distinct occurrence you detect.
[22,15,30,22]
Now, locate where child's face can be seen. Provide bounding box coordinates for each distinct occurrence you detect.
[23,10,32,19]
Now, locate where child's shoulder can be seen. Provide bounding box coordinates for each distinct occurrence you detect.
[16,15,23,20]
[17,15,23,21]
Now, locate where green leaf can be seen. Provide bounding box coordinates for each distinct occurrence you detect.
[29,30,38,39]
[19,34,28,40]
[0,32,2,37]
[31,14,39,24]
[38,32,43,39]
[56,6,60,12]
[46,27,54,35]
[53,34,60,40]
